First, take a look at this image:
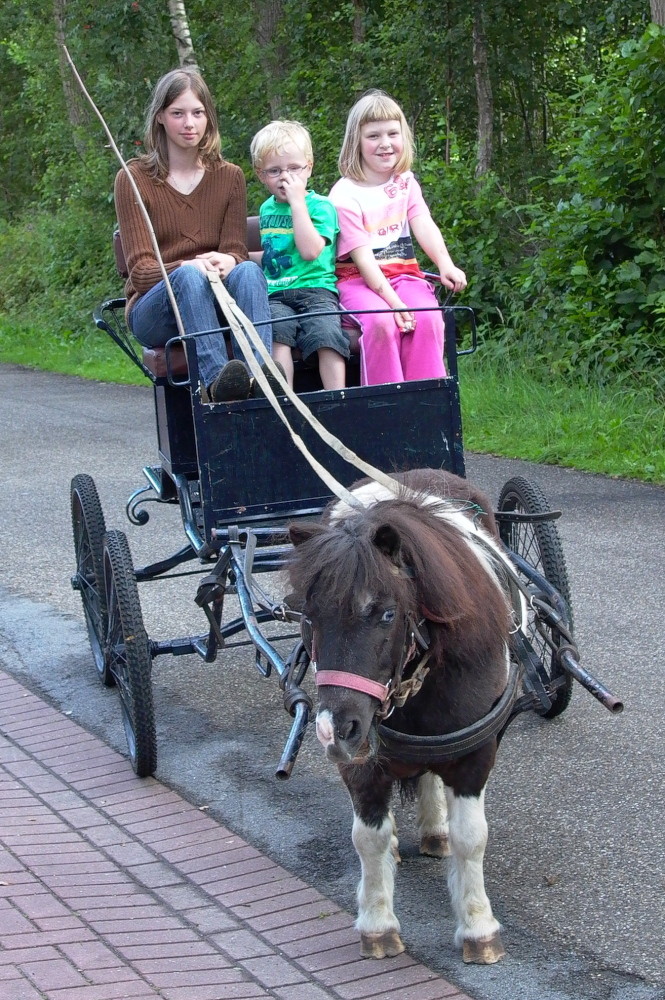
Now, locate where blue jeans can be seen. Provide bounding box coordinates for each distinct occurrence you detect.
[128,262,272,387]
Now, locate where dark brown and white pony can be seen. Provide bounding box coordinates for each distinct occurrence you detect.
[288,469,523,964]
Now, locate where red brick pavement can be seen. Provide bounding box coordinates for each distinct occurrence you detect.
[0,670,474,1000]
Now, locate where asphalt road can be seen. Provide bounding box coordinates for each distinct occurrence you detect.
[1,363,663,1000]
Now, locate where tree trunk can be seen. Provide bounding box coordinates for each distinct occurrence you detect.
[254,0,286,118]
[352,0,365,43]
[53,0,88,158]
[167,0,197,67]
[472,0,493,178]
[651,0,665,25]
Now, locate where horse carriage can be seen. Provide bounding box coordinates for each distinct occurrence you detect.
[70,218,622,963]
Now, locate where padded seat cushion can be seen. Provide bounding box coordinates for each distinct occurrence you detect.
[142,343,188,379]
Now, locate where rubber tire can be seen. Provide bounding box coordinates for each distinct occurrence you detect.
[498,476,573,718]
[71,474,113,686]
[103,529,157,777]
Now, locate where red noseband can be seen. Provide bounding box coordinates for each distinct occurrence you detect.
[315,669,390,704]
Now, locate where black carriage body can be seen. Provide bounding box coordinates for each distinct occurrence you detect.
[94,296,468,533]
[191,375,465,533]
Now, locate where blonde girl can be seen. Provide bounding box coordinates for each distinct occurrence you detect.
[329,90,466,385]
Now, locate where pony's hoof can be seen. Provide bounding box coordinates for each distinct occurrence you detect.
[360,930,405,959]
[420,833,450,858]
[462,933,505,964]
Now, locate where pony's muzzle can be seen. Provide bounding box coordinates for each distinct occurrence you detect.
[316,708,372,763]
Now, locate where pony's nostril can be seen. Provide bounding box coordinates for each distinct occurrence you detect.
[336,719,359,743]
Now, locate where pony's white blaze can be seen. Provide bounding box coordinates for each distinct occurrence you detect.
[316,709,335,748]
[331,483,527,636]
[356,590,375,615]
[445,788,502,947]
[352,813,400,935]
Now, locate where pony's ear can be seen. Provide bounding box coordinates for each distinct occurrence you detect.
[289,522,322,547]
[373,524,401,563]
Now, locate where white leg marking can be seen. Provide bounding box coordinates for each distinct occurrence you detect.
[388,809,401,863]
[445,787,501,947]
[352,813,400,935]
[417,773,450,856]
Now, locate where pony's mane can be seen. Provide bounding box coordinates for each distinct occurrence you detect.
[290,492,509,634]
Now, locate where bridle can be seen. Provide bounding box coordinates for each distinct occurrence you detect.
[302,612,432,720]
[300,540,527,762]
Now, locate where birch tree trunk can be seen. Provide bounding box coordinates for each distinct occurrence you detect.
[651,0,665,25]
[472,0,493,178]
[167,0,197,67]
[53,0,88,157]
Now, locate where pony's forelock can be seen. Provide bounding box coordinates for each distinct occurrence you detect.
[289,512,414,615]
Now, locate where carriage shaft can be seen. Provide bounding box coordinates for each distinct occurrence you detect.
[559,649,623,714]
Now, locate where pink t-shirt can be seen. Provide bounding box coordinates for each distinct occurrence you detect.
[328,172,432,282]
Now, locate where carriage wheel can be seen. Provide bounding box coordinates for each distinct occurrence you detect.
[497,476,573,718]
[71,474,113,686]
[103,529,157,777]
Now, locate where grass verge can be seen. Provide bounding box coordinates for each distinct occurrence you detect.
[460,353,664,484]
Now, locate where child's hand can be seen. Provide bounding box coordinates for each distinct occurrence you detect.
[439,265,467,293]
[394,302,416,332]
[280,170,308,204]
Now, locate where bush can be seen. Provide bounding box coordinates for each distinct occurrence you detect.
[0,197,118,340]
[508,26,665,389]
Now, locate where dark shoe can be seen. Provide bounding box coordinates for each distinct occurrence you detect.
[252,361,287,398]
[208,360,251,402]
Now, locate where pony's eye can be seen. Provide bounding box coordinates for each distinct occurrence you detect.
[381,609,396,624]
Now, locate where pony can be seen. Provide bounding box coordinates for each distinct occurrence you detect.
[288,468,521,964]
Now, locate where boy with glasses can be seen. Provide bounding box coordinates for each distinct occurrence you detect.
[250,121,348,390]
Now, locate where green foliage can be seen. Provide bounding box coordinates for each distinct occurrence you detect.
[460,351,665,483]
[506,26,665,387]
[0,199,118,335]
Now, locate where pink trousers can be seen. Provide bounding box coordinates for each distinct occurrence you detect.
[338,273,446,385]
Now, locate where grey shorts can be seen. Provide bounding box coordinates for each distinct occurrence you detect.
[269,288,350,362]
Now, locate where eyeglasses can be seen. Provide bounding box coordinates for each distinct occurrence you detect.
[261,165,309,179]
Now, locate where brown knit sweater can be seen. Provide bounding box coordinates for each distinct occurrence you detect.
[114,158,249,317]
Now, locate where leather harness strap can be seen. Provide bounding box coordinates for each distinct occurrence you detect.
[377,662,520,763]
[315,670,390,703]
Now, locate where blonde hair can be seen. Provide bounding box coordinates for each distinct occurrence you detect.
[338,90,414,182]
[250,120,313,170]
[140,67,222,179]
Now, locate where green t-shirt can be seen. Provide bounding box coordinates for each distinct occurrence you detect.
[258,191,339,295]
